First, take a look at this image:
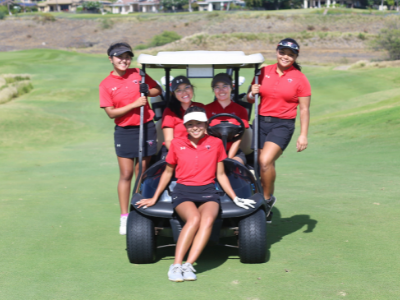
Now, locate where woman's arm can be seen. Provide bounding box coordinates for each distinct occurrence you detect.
[227,139,241,159]
[103,86,162,119]
[103,96,147,119]
[148,86,162,97]
[296,96,311,152]
[163,128,174,150]
[216,162,236,200]
[136,164,175,208]
[247,84,260,104]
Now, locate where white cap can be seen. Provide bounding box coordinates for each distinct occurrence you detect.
[183,112,208,124]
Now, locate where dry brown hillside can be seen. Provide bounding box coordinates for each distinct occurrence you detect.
[0,11,390,64]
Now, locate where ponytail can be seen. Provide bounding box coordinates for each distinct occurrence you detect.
[293,61,302,72]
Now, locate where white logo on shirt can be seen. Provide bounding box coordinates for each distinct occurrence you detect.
[116,144,121,147]
[111,87,117,91]
[206,145,211,150]
[180,147,186,150]
[288,79,293,83]
[133,80,138,84]
[265,75,270,78]
[212,112,216,115]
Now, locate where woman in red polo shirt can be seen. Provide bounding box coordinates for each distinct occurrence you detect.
[205,73,249,165]
[161,75,204,158]
[248,38,311,204]
[99,42,162,235]
[136,106,255,282]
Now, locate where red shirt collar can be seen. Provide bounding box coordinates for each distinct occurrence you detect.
[184,134,209,148]
[109,68,136,79]
[274,64,295,76]
[214,100,233,110]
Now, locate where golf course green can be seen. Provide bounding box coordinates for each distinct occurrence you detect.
[0,49,399,299]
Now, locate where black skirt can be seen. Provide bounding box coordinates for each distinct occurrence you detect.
[114,121,157,158]
[171,183,220,209]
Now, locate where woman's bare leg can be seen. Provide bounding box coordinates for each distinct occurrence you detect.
[117,157,134,214]
[259,142,283,200]
[232,156,244,165]
[174,202,201,265]
[186,201,220,264]
[133,155,152,193]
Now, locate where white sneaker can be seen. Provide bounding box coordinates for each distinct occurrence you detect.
[182,263,197,281]
[119,216,128,235]
[168,264,184,282]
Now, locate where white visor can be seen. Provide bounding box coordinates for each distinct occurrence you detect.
[183,112,208,124]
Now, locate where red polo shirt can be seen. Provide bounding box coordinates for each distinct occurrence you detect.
[205,101,249,151]
[252,64,311,119]
[161,102,205,139]
[166,135,227,186]
[99,68,158,127]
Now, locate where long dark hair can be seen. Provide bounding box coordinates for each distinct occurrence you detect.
[277,38,302,72]
[167,85,195,119]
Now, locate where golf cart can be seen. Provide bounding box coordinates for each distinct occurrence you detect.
[127,51,273,264]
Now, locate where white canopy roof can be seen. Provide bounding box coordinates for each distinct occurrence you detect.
[137,51,264,69]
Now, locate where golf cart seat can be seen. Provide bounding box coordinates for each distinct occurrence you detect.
[131,159,265,219]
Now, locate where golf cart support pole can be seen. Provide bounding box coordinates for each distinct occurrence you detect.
[133,65,146,193]
[253,66,263,194]
[234,68,239,102]
[165,68,171,103]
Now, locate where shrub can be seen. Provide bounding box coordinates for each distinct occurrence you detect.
[34,13,56,23]
[100,18,114,30]
[0,11,5,20]
[149,31,181,47]
[134,44,148,50]
[134,31,182,50]
[370,18,400,60]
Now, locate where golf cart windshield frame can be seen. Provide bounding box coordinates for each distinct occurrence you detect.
[134,51,264,193]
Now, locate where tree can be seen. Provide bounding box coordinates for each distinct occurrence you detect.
[161,0,187,10]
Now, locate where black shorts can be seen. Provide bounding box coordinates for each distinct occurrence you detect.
[251,116,295,151]
[171,183,220,209]
[114,121,157,158]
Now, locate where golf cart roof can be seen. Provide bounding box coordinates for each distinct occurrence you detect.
[138,51,264,69]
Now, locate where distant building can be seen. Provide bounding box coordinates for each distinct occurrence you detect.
[196,0,245,11]
[303,0,363,8]
[109,0,160,14]
[37,0,110,12]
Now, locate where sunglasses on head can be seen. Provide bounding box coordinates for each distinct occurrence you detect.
[277,41,299,51]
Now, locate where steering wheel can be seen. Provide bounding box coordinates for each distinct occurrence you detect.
[207,113,245,150]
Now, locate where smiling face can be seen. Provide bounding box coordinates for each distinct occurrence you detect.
[108,52,132,74]
[174,83,193,104]
[185,120,207,140]
[276,48,298,70]
[213,82,231,102]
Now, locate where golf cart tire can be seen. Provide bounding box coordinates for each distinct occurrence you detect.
[238,209,266,264]
[126,209,156,264]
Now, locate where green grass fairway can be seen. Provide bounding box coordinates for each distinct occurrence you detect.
[1,50,399,299]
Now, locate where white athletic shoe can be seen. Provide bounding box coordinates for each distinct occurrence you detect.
[119,216,128,235]
[182,263,197,281]
[168,264,184,282]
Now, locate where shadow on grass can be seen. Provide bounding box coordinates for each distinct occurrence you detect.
[265,207,318,262]
[153,207,317,271]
